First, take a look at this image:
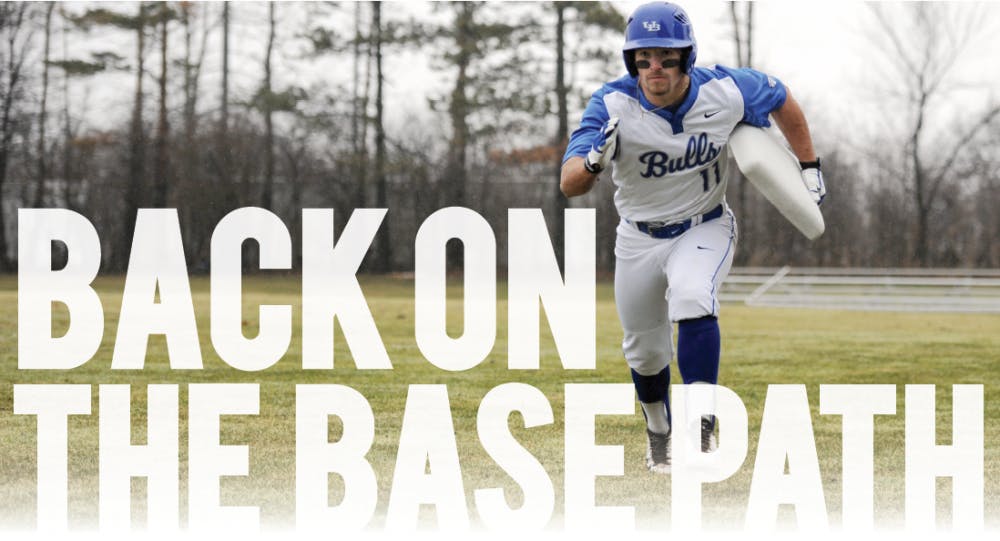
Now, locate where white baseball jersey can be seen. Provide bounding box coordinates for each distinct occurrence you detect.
[564,65,786,223]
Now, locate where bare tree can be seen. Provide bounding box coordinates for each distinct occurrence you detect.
[868,3,1000,266]
[372,2,390,272]
[221,1,229,141]
[261,1,276,210]
[352,2,369,210]
[970,118,1000,266]
[729,3,743,68]
[152,4,175,208]
[58,8,73,209]
[179,2,208,149]
[552,2,569,257]
[34,3,55,207]
[216,0,234,210]
[125,2,150,268]
[443,3,474,210]
[728,2,753,67]
[0,2,33,269]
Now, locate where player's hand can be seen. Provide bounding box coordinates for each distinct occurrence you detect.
[584,117,620,174]
[801,164,826,206]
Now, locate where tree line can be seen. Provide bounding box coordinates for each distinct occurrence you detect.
[1,2,997,274]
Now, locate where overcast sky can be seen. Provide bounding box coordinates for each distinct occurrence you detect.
[67,1,1000,155]
[329,1,1000,152]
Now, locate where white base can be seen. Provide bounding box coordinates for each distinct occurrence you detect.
[728,125,826,240]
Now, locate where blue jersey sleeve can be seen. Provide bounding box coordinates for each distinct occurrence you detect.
[563,86,612,164]
[715,65,786,128]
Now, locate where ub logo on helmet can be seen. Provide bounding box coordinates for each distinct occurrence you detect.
[643,21,661,32]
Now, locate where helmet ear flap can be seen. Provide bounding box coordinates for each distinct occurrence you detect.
[680,47,692,73]
[624,50,638,77]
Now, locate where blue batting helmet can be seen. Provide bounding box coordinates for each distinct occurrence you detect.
[623,2,697,76]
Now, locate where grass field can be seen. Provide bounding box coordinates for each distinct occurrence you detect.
[1,273,998,532]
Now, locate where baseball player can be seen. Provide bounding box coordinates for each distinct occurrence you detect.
[561,2,825,473]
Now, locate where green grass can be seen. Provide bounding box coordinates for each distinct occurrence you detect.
[1,274,998,531]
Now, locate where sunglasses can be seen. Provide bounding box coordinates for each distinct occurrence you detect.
[635,58,681,70]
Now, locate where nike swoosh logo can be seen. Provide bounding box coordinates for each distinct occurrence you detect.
[704,111,721,118]
[696,245,713,250]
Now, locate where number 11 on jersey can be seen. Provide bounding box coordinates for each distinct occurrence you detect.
[700,161,721,192]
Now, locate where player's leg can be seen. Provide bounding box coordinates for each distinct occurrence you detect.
[614,224,674,471]
[615,252,672,431]
[665,210,736,379]
[665,209,737,450]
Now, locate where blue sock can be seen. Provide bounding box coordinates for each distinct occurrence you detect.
[631,366,671,427]
[677,315,720,384]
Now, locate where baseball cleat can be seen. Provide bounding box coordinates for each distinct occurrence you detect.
[645,428,671,474]
[701,416,718,453]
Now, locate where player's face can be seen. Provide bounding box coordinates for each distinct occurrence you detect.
[635,48,686,106]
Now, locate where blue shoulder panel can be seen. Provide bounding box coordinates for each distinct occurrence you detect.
[711,65,786,127]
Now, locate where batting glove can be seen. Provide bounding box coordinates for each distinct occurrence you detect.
[799,158,826,206]
[584,117,620,174]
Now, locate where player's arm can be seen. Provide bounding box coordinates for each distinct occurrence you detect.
[770,88,817,164]
[560,88,618,198]
[771,87,826,205]
[561,157,599,197]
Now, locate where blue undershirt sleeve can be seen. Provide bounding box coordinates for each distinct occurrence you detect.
[563,87,612,164]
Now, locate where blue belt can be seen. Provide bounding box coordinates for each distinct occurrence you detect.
[633,204,724,239]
